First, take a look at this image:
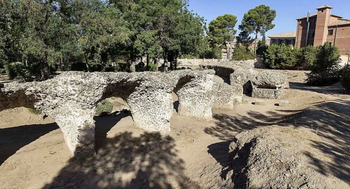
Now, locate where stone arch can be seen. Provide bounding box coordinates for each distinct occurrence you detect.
[0,70,217,159]
[202,65,234,85]
[172,71,214,120]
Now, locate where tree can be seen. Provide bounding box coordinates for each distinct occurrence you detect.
[208,14,237,47]
[1,0,63,80]
[340,64,350,93]
[239,5,276,56]
[232,45,254,60]
[307,42,341,86]
[295,46,317,70]
[237,30,254,49]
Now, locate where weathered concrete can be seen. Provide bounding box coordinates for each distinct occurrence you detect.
[0,70,215,157]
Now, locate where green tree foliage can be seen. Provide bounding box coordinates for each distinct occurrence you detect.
[1,0,210,79]
[256,40,268,56]
[295,46,317,70]
[262,44,320,70]
[340,64,350,93]
[262,44,297,69]
[208,14,237,46]
[232,45,254,61]
[307,42,341,86]
[239,5,276,55]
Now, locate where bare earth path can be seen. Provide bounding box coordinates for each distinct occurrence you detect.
[0,70,349,188]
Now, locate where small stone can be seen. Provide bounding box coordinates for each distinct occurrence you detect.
[252,99,264,105]
[275,100,290,106]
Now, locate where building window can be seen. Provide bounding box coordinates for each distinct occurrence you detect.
[328,29,334,36]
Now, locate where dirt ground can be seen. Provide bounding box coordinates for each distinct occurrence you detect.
[0,70,349,188]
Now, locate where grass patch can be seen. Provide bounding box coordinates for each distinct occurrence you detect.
[28,108,41,115]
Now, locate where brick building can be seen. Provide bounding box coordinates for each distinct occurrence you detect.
[295,5,350,55]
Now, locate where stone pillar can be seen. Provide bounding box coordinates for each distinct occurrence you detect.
[127,88,173,133]
[50,104,96,157]
[176,74,214,120]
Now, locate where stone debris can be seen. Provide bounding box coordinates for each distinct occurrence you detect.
[252,99,265,105]
[275,100,290,106]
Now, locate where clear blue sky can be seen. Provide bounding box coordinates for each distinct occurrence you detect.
[188,0,350,38]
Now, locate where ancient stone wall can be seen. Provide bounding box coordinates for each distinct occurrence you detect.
[0,70,215,157]
[200,61,289,99]
[0,63,289,158]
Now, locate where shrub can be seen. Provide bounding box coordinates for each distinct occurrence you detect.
[295,46,317,70]
[256,41,268,56]
[262,44,296,69]
[4,62,32,80]
[148,63,157,71]
[232,45,254,60]
[340,64,350,93]
[307,42,341,86]
[95,99,113,116]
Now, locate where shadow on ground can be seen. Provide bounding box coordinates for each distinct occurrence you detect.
[44,131,198,189]
[289,81,346,95]
[94,110,131,151]
[0,123,59,165]
[206,99,350,185]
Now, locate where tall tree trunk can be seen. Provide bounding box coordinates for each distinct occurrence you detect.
[40,59,50,80]
[85,55,90,72]
[146,54,150,70]
[254,32,258,59]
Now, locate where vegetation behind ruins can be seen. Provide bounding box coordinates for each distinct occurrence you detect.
[0,0,213,80]
[341,64,350,92]
[0,1,279,80]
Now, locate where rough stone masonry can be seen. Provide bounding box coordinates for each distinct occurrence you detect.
[0,70,216,157]
[0,63,289,158]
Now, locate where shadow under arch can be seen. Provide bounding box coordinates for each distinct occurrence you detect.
[94,80,141,152]
[203,66,234,85]
[172,75,195,113]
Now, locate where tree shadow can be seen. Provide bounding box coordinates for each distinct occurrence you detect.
[206,99,350,184]
[205,109,303,141]
[289,81,346,95]
[0,123,59,165]
[44,132,199,189]
[94,110,131,151]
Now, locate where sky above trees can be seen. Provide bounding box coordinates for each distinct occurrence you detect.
[188,0,350,37]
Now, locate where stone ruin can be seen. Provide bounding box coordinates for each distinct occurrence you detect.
[200,60,289,99]
[0,61,288,158]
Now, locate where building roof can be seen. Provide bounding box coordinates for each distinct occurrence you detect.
[297,13,342,20]
[329,19,350,27]
[268,32,296,39]
[317,5,332,10]
[297,13,317,20]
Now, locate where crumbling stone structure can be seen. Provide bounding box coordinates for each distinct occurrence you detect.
[201,60,289,99]
[0,70,215,157]
[0,62,289,158]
